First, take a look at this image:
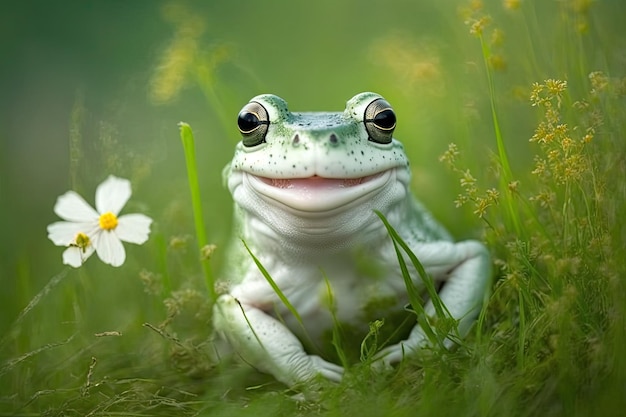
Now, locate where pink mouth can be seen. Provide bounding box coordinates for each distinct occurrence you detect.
[259,175,370,190]
[247,171,391,212]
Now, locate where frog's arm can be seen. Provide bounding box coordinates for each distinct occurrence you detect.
[376,240,490,364]
[213,294,344,386]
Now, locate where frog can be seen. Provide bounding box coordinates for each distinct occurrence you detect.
[213,92,491,388]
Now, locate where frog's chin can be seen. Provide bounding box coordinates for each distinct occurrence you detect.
[244,170,393,212]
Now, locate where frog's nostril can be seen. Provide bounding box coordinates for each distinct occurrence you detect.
[329,134,339,146]
[292,134,300,147]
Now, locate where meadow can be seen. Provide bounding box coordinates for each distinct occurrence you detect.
[1,0,625,415]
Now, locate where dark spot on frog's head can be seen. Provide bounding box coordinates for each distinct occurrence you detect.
[329,133,339,146]
[292,134,300,147]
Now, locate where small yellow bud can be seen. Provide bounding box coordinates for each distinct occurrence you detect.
[99,212,118,230]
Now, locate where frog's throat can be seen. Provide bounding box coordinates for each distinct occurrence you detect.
[243,169,393,212]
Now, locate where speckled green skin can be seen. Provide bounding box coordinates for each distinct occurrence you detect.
[228,93,407,180]
[213,93,491,388]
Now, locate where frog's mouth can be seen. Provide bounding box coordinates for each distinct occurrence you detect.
[245,170,393,212]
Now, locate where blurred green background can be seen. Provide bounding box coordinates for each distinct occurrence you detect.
[1,0,625,413]
[0,0,497,327]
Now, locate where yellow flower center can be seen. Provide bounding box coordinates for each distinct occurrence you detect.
[99,211,118,230]
[71,232,91,253]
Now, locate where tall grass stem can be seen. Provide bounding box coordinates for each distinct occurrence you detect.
[178,122,216,303]
[479,35,523,236]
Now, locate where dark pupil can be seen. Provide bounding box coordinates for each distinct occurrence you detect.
[238,112,260,132]
[374,109,396,129]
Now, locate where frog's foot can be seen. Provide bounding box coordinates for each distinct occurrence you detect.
[213,294,343,387]
[371,239,489,373]
[304,355,344,382]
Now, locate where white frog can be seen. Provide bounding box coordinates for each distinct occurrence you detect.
[213,92,490,387]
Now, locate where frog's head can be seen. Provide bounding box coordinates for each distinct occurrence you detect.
[226,93,412,241]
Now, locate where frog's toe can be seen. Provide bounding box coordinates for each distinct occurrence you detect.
[309,355,344,382]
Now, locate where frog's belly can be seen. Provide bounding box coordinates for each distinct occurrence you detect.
[272,268,410,351]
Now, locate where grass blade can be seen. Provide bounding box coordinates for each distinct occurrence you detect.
[322,274,349,368]
[374,211,443,347]
[178,122,216,303]
[241,240,303,327]
[477,34,523,237]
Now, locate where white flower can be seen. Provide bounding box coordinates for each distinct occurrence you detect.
[47,175,153,268]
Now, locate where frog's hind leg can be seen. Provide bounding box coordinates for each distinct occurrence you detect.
[213,294,344,386]
[375,239,491,365]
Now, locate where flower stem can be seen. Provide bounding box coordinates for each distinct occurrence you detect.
[178,122,216,303]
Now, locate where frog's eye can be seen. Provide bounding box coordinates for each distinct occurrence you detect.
[238,101,270,147]
[364,98,396,144]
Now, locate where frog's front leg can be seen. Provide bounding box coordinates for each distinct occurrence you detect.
[213,294,344,387]
[376,240,490,365]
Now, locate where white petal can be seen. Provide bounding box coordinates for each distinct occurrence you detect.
[62,245,95,268]
[95,175,131,215]
[47,221,98,246]
[116,214,153,244]
[93,230,126,267]
[54,191,99,222]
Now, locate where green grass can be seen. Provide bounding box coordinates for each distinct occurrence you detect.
[178,122,217,303]
[1,0,626,415]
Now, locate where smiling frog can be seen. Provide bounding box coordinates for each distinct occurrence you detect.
[213,92,490,387]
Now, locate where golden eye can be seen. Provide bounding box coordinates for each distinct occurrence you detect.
[237,101,269,147]
[364,98,396,144]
